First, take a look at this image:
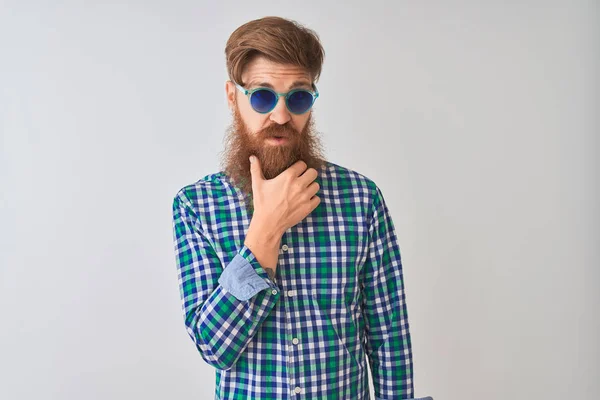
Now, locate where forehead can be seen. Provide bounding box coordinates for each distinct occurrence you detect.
[241,56,312,89]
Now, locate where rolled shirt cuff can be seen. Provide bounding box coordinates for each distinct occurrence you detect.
[218,249,274,301]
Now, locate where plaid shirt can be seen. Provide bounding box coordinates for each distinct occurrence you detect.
[172,160,433,400]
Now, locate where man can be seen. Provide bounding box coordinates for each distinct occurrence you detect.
[172,16,433,400]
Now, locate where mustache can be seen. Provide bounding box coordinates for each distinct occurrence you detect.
[259,123,298,139]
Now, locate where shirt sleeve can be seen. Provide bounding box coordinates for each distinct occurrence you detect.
[362,185,432,400]
[172,191,281,371]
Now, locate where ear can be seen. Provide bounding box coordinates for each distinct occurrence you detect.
[225,80,236,110]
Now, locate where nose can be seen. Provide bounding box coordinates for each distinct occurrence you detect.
[269,95,291,125]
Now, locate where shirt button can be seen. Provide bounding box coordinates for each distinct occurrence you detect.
[292,337,299,345]
[287,290,295,297]
[294,386,301,394]
[271,289,278,295]
[281,244,289,251]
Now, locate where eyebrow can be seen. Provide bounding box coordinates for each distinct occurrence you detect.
[246,80,313,91]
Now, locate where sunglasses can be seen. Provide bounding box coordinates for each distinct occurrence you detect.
[234,82,319,115]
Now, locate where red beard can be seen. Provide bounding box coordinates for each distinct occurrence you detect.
[219,104,327,214]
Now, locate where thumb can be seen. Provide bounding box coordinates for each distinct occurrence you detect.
[249,155,265,186]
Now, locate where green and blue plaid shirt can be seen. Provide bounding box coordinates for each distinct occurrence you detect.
[172,160,433,400]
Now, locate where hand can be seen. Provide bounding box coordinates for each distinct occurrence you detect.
[249,156,321,235]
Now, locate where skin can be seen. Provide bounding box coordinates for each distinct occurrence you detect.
[226,56,312,137]
[218,56,327,281]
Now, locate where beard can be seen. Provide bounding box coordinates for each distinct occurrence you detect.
[218,103,327,214]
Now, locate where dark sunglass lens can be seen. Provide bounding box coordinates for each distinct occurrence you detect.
[287,90,314,114]
[250,89,276,113]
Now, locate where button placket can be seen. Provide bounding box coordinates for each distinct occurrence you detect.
[280,238,301,396]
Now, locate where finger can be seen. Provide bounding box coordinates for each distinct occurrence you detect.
[288,160,308,177]
[249,155,265,188]
[298,167,318,187]
[305,181,320,197]
[308,195,321,212]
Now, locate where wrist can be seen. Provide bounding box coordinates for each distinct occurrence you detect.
[246,215,284,246]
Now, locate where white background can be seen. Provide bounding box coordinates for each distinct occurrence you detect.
[1,1,598,399]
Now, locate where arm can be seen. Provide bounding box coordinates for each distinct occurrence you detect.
[172,191,281,371]
[362,186,433,400]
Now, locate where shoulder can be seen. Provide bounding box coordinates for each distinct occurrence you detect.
[172,171,236,213]
[321,160,383,206]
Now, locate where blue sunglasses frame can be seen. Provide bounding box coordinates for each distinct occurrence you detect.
[234,81,319,115]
